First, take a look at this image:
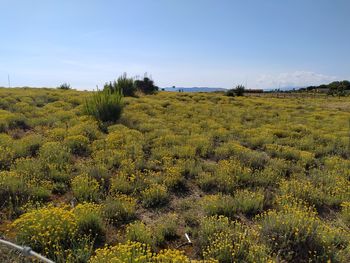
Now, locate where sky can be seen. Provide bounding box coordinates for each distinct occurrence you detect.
[0,0,349,90]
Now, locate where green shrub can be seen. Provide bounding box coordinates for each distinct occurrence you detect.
[203,225,270,263]
[57,83,71,90]
[64,135,90,156]
[197,215,232,249]
[232,189,264,216]
[72,174,100,202]
[13,134,43,158]
[141,184,169,208]
[154,213,179,245]
[104,73,136,97]
[0,110,29,132]
[340,202,350,227]
[84,89,123,122]
[134,75,159,94]
[103,195,137,225]
[257,202,343,262]
[226,85,245,97]
[125,221,154,247]
[203,190,264,218]
[202,194,235,218]
[0,146,14,170]
[0,171,29,208]
[73,203,105,244]
[198,215,270,262]
[39,142,71,170]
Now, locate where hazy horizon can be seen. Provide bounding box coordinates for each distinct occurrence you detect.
[1,0,349,90]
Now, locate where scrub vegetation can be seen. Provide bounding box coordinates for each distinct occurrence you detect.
[0,87,349,262]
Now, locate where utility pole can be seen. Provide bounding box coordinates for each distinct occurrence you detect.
[8,74,11,88]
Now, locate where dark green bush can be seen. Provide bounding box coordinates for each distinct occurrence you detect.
[134,75,159,94]
[104,73,136,97]
[57,83,71,90]
[64,135,90,156]
[84,89,123,122]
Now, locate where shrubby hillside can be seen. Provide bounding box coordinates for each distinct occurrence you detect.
[0,87,349,262]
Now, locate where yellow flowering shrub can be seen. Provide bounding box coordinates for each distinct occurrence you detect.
[198,159,250,193]
[257,202,341,262]
[12,205,77,256]
[202,219,271,263]
[73,203,105,243]
[89,241,152,263]
[72,173,100,201]
[153,249,190,262]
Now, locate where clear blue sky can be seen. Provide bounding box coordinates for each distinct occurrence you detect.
[1,0,349,89]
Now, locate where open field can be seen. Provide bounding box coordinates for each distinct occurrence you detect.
[0,88,350,262]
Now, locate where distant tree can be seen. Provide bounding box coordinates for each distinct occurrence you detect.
[57,83,71,90]
[134,74,159,94]
[327,82,346,96]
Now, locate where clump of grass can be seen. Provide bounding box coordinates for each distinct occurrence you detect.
[125,221,154,247]
[154,213,179,245]
[141,184,169,208]
[103,194,137,225]
[84,88,123,122]
[203,190,264,218]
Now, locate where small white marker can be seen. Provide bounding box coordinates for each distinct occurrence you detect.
[185,233,192,244]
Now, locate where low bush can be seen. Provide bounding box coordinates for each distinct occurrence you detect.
[257,202,345,262]
[0,171,29,208]
[13,134,43,158]
[0,110,29,132]
[197,159,251,193]
[57,83,71,90]
[73,203,105,244]
[125,221,154,247]
[103,194,137,225]
[340,202,350,227]
[72,174,100,202]
[84,88,123,122]
[39,142,71,171]
[64,135,90,156]
[89,241,152,263]
[203,190,264,218]
[154,213,179,245]
[198,216,270,263]
[141,184,169,208]
[0,146,14,170]
[12,205,77,257]
[232,189,264,216]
